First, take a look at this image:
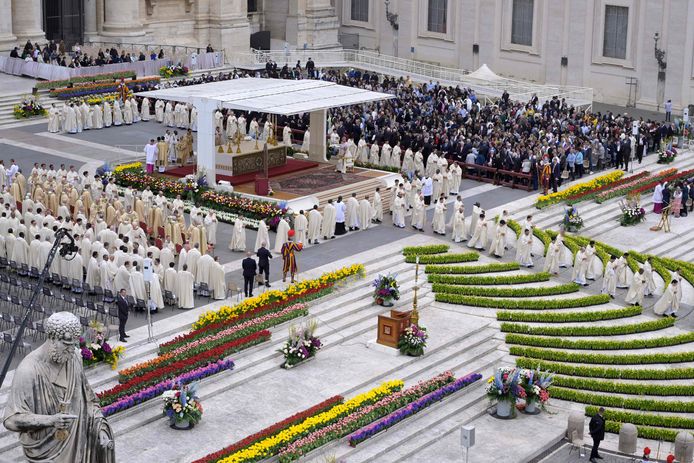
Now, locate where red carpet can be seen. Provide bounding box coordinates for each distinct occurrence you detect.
[164,158,320,185]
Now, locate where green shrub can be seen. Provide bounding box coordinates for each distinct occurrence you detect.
[497,306,641,323]
[586,407,694,428]
[428,273,551,285]
[533,228,551,255]
[603,421,686,442]
[436,294,610,309]
[505,218,522,238]
[432,283,580,298]
[556,377,694,396]
[406,252,479,264]
[515,358,694,380]
[402,244,450,256]
[505,332,694,350]
[510,346,694,364]
[551,387,694,412]
[500,318,675,336]
[425,263,520,274]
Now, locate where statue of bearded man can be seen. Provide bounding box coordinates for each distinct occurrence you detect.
[3,312,115,462]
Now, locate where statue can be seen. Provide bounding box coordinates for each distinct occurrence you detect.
[3,312,115,462]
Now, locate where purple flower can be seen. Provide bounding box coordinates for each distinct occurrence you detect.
[81,347,93,360]
[102,342,112,354]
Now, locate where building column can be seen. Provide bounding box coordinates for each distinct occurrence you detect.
[194,98,218,186]
[296,0,340,50]
[11,0,44,43]
[208,0,250,54]
[308,109,328,163]
[102,0,145,38]
[84,0,98,42]
[0,0,16,52]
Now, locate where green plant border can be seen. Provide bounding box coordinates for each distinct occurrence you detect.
[432,282,579,298]
[553,377,694,396]
[427,273,551,285]
[497,306,641,323]
[425,262,520,274]
[402,245,450,256]
[515,357,694,380]
[406,252,479,264]
[505,332,694,350]
[510,346,694,364]
[500,318,675,336]
[437,294,610,309]
[550,387,694,412]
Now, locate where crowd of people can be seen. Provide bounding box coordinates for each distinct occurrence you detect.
[653,179,694,217]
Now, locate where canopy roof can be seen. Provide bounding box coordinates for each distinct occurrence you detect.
[139,77,393,115]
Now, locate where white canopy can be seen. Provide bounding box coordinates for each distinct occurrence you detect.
[139,77,393,115]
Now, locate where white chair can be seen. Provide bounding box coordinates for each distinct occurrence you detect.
[568,430,585,458]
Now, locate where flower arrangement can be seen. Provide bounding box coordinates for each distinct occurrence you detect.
[70,92,127,107]
[398,323,428,357]
[35,71,137,90]
[485,366,522,403]
[160,64,189,78]
[563,206,583,232]
[536,171,624,208]
[519,368,553,411]
[13,96,47,119]
[163,381,203,428]
[114,161,143,174]
[658,148,677,164]
[372,273,400,306]
[48,77,160,99]
[279,319,322,368]
[79,323,125,370]
[619,205,646,227]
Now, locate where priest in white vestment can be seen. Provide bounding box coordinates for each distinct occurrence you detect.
[177,265,195,309]
[273,217,290,253]
[229,219,246,251]
[307,206,322,244]
[210,257,226,300]
[346,194,360,230]
[321,200,336,239]
[254,219,270,252]
[294,211,308,244]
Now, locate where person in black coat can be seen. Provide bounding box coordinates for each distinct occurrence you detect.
[242,251,258,297]
[588,407,606,462]
[256,243,273,287]
[116,288,130,342]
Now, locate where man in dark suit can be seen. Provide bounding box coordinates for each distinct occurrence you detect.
[116,288,130,342]
[256,242,272,287]
[242,251,257,298]
[589,407,606,462]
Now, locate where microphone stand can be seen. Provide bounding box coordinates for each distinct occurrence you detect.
[0,228,78,389]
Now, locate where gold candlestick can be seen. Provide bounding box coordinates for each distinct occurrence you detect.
[411,256,420,326]
[254,128,259,150]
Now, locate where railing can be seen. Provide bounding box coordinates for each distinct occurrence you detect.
[456,162,533,191]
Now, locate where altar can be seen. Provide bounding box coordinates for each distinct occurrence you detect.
[216,141,287,176]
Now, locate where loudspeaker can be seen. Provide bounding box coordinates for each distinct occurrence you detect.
[460,425,475,448]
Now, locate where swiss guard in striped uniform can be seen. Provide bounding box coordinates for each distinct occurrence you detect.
[281,230,303,283]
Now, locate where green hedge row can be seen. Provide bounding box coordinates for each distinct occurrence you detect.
[586,406,694,429]
[604,421,686,442]
[402,244,450,256]
[436,294,610,309]
[425,262,520,274]
[570,236,610,269]
[510,346,694,364]
[497,306,641,323]
[505,332,694,350]
[555,376,694,396]
[533,228,551,255]
[432,283,580,298]
[515,357,694,380]
[427,272,551,285]
[500,318,675,336]
[506,218,522,238]
[407,252,479,264]
[551,387,694,412]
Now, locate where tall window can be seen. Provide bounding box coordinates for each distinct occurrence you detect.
[511,0,533,46]
[248,0,258,13]
[351,0,369,22]
[603,5,628,59]
[427,0,448,34]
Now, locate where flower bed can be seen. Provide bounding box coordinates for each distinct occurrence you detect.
[35,71,137,89]
[194,265,365,329]
[404,252,479,264]
[565,172,650,204]
[515,358,694,380]
[199,190,284,222]
[101,359,235,416]
[505,332,694,350]
[595,169,676,203]
[347,373,483,447]
[509,346,694,365]
[500,318,675,336]
[49,76,160,99]
[120,305,308,382]
[424,262,520,274]
[496,306,642,323]
[428,273,551,285]
[435,294,610,309]
[98,331,270,407]
[432,282,580,298]
[535,171,624,209]
[191,396,344,463]
[211,380,404,463]
[402,244,450,256]
[629,168,694,197]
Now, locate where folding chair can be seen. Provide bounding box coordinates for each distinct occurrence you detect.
[197,282,210,298]
[134,298,147,314]
[226,281,240,302]
[103,289,115,304]
[163,290,178,310]
[71,279,84,294]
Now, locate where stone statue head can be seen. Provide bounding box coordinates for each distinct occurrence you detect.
[45,312,81,364]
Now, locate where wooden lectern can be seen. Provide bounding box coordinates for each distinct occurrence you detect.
[377,309,412,348]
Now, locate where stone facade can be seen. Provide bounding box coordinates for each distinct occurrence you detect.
[335,0,694,112]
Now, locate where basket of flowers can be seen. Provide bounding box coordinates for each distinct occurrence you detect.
[397,323,428,357]
[372,274,400,307]
[162,381,203,430]
[279,319,322,369]
[519,368,553,414]
[13,97,47,119]
[563,206,583,232]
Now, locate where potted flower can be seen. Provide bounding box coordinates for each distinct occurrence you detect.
[162,381,203,430]
[619,205,646,226]
[372,274,400,307]
[397,323,428,357]
[563,206,583,232]
[519,368,553,414]
[485,367,521,418]
[79,324,125,370]
[279,319,322,369]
